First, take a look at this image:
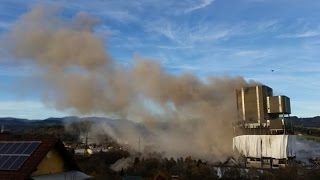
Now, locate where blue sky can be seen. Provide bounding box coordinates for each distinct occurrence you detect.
[0,0,320,119]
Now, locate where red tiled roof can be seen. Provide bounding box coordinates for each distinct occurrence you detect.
[0,135,80,180]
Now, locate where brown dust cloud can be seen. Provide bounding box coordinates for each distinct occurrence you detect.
[2,5,256,160]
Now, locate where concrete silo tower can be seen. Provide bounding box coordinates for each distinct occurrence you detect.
[233,85,296,168]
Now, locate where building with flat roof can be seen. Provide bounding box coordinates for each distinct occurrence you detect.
[233,85,296,168]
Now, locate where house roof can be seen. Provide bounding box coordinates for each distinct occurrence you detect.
[31,170,92,180]
[0,135,80,180]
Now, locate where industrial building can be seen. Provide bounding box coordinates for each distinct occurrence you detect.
[233,85,296,168]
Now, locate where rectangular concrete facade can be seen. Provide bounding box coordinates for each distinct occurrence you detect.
[234,85,295,168]
[236,85,273,123]
[267,96,291,114]
[235,85,293,134]
[236,85,291,124]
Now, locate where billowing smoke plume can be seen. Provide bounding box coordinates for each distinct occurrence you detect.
[2,5,256,159]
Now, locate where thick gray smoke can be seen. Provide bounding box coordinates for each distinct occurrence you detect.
[296,137,320,161]
[2,5,256,159]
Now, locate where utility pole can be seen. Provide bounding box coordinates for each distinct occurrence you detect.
[138,137,141,153]
[84,130,88,157]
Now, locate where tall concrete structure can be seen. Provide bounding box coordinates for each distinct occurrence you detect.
[233,85,296,168]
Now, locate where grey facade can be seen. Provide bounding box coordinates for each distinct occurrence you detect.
[235,85,292,132]
[236,85,273,124]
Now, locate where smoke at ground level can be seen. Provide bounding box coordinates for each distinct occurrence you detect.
[2,5,257,159]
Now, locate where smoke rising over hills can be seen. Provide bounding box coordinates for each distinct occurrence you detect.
[1,5,256,159]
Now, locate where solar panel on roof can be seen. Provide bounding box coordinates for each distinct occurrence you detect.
[10,156,28,170]
[3,143,14,154]
[11,143,23,154]
[2,156,16,169]
[0,143,11,154]
[0,142,40,155]
[0,156,9,167]
[14,143,28,154]
[7,143,21,154]
[0,156,29,170]
[22,142,40,154]
[0,141,41,170]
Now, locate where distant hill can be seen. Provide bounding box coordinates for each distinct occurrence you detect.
[0,117,64,131]
[290,116,320,128]
[0,116,117,130]
[1,116,320,134]
[0,116,151,137]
